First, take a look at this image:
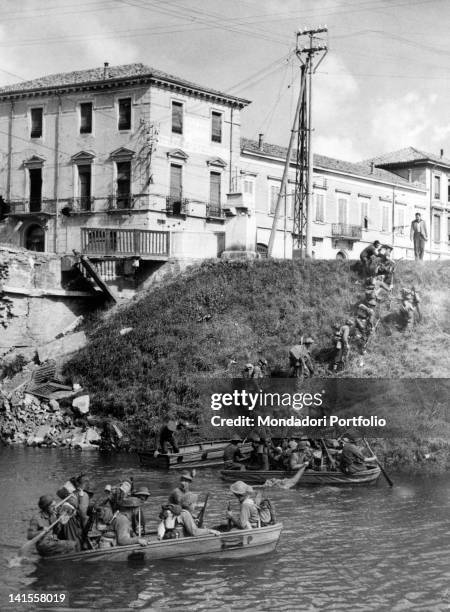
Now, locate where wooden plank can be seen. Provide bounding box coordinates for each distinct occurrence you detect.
[73,250,117,302]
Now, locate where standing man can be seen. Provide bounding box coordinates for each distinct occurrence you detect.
[410,213,427,261]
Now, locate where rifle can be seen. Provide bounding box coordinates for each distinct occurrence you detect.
[196,493,210,528]
[320,438,336,470]
[411,286,422,322]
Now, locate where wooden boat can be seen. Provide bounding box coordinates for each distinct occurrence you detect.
[138,440,252,470]
[40,523,283,563]
[220,464,382,486]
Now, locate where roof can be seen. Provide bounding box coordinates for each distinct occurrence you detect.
[0,62,250,107]
[240,138,426,189]
[366,146,450,169]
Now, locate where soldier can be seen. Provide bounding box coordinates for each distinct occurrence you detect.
[399,289,416,330]
[377,244,395,287]
[289,338,315,378]
[359,240,381,275]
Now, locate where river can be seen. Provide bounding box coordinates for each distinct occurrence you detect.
[0,446,449,611]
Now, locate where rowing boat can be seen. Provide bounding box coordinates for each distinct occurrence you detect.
[138,440,252,470]
[220,465,382,486]
[39,523,283,563]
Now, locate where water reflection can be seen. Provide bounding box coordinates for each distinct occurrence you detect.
[1,446,449,611]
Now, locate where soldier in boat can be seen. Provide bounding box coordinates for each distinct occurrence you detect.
[157,503,219,540]
[106,497,147,548]
[27,495,78,556]
[159,417,180,453]
[223,436,246,470]
[132,486,151,535]
[168,470,198,514]
[289,439,313,470]
[338,432,367,474]
[227,481,260,529]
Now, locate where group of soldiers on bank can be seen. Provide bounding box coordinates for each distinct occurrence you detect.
[223,431,370,475]
[28,467,276,557]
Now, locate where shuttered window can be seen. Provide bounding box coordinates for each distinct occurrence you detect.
[360,199,369,229]
[80,102,92,134]
[170,164,182,199]
[269,184,278,214]
[382,205,390,232]
[338,198,347,224]
[211,111,222,143]
[396,207,405,234]
[31,108,43,138]
[210,172,221,206]
[433,214,441,243]
[315,193,325,222]
[118,98,131,130]
[172,101,183,134]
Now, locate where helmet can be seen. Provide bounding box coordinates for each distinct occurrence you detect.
[230,481,254,495]
[304,337,314,345]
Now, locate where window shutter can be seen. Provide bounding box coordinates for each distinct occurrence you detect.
[211,112,222,142]
[172,102,183,134]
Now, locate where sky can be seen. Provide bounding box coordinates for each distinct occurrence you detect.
[0,0,449,161]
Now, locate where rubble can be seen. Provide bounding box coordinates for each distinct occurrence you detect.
[0,385,100,450]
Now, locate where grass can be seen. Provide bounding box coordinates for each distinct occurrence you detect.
[63,258,450,458]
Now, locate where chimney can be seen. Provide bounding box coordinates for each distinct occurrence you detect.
[258,133,264,150]
[370,161,374,174]
[103,62,109,78]
[440,148,444,158]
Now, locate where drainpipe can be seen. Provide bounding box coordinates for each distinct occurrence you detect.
[53,93,61,253]
[6,100,14,201]
[229,106,234,192]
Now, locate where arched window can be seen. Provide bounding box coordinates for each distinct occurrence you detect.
[256,243,268,258]
[25,224,45,252]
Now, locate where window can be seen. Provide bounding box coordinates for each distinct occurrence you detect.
[448,184,450,203]
[382,205,390,232]
[116,161,131,209]
[80,102,93,134]
[77,165,92,210]
[118,98,131,131]
[448,216,450,244]
[211,111,222,143]
[210,171,221,207]
[337,198,347,224]
[30,108,43,138]
[169,163,183,214]
[433,214,441,243]
[314,193,325,222]
[360,199,369,229]
[434,175,441,200]
[269,184,279,214]
[29,168,42,212]
[396,207,405,235]
[171,101,183,134]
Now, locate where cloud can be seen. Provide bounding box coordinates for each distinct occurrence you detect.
[314,134,362,161]
[369,92,436,152]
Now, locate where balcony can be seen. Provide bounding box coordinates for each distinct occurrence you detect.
[66,196,95,213]
[81,228,170,259]
[331,223,362,240]
[166,196,188,216]
[107,194,136,212]
[6,199,56,217]
[206,203,225,218]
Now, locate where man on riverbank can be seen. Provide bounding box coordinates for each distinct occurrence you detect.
[410,212,427,260]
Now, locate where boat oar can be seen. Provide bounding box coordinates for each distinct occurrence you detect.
[363,437,393,487]
[19,512,70,557]
[196,493,210,528]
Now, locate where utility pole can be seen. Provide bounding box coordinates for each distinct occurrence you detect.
[268,27,327,258]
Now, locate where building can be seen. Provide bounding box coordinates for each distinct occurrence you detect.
[239,138,438,261]
[0,63,249,295]
[0,62,448,298]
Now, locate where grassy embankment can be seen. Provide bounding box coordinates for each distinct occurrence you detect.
[64,259,450,470]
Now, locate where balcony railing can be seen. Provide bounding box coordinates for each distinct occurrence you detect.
[206,203,224,218]
[107,194,136,211]
[166,196,188,216]
[68,196,95,212]
[7,199,57,215]
[331,223,362,240]
[81,227,170,257]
